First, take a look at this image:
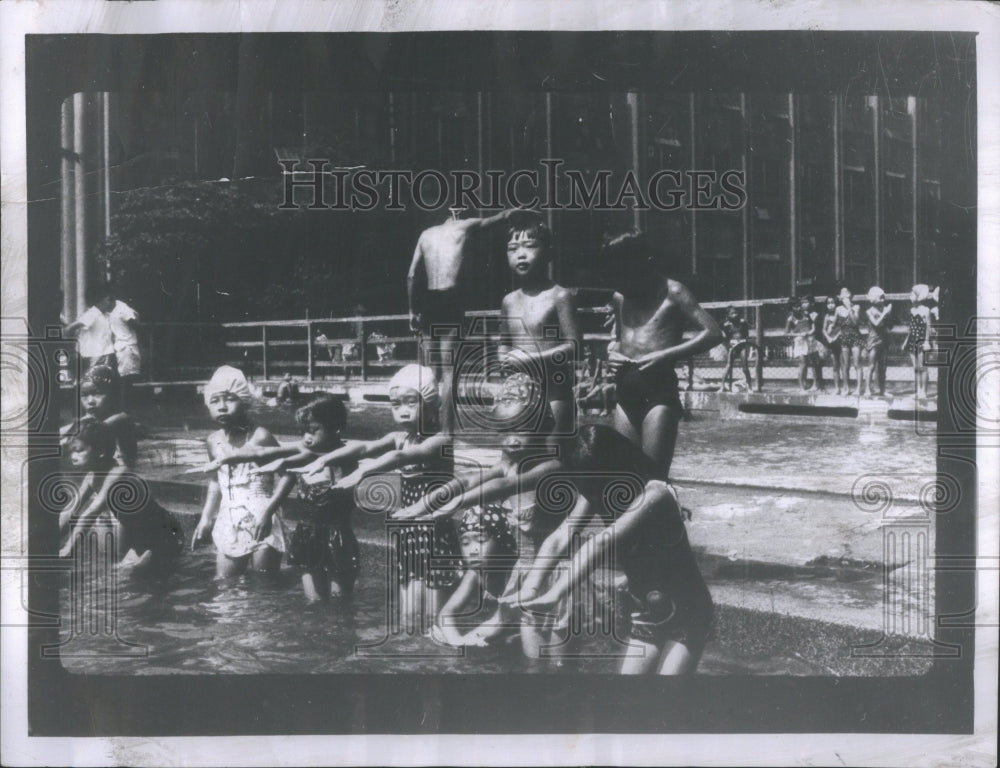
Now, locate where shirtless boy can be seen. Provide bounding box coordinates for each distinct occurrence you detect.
[407,206,518,430]
[499,213,582,436]
[602,230,723,479]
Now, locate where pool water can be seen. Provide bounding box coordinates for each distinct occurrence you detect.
[55,400,939,676]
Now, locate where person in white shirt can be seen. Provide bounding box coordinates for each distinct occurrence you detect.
[64,285,115,373]
[107,287,142,408]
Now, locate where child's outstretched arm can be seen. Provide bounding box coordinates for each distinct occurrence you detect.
[421,457,560,521]
[293,434,397,477]
[189,442,301,474]
[393,464,507,520]
[58,474,95,533]
[433,571,482,646]
[60,466,128,556]
[503,494,597,604]
[336,433,453,489]
[252,447,316,475]
[635,281,724,371]
[520,484,672,613]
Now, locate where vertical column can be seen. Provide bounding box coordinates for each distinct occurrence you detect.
[689,93,698,276]
[909,95,919,284]
[101,92,112,281]
[73,92,87,313]
[788,92,797,297]
[545,92,555,280]
[477,92,485,216]
[870,94,882,285]
[740,93,751,301]
[832,93,843,281]
[387,92,396,164]
[627,91,642,231]
[61,97,77,323]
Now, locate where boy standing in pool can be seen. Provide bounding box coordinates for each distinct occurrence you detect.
[601,230,723,479]
[407,206,519,430]
[499,212,582,438]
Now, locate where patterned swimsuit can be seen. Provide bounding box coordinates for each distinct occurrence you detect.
[392,433,462,590]
[835,305,863,348]
[288,458,360,585]
[906,311,928,355]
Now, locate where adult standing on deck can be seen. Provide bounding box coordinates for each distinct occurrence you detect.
[407,206,519,430]
[64,284,116,374]
[601,230,723,480]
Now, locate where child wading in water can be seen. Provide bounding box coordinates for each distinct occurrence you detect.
[901,284,938,399]
[191,366,291,578]
[601,230,723,478]
[61,364,138,469]
[60,420,184,573]
[394,386,567,660]
[295,365,461,631]
[432,506,518,647]
[520,425,714,675]
[499,212,582,437]
[201,394,361,603]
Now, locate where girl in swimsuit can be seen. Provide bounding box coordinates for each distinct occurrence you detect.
[395,390,568,661]
[821,296,844,394]
[60,364,138,469]
[519,424,714,675]
[295,365,461,633]
[61,420,184,574]
[834,286,864,395]
[431,506,518,648]
[901,284,938,399]
[191,366,291,579]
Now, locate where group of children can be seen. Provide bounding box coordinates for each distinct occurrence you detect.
[57,213,724,676]
[782,283,938,398]
[56,202,942,674]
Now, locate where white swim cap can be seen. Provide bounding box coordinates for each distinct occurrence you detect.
[911,284,930,302]
[204,365,252,406]
[867,286,885,302]
[388,364,439,405]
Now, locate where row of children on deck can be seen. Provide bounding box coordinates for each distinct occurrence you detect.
[782,284,939,397]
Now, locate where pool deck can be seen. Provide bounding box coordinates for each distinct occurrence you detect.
[132,375,939,424]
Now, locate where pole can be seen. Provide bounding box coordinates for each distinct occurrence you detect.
[909,95,919,284]
[61,97,76,323]
[73,92,87,314]
[261,325,269,380]
[833,93,843,281]
[628,91,642,231]
[306,322,314,381]
[359,319,368,381]
[755,304,765,392]
[788,93,797,297]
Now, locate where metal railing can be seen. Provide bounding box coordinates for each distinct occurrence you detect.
[134,293,927,394]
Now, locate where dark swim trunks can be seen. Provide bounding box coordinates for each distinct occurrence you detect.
[627,588,714,653]
[419,288,465,337]
[614,363,685,424]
